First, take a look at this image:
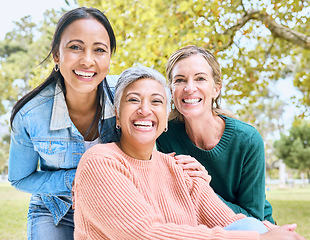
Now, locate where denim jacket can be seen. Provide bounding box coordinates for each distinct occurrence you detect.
[8,75,120,225]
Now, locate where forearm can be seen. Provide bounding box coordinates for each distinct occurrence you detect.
[262,220,278,230]
[236,131,268,221]
[9,116,76,196]
[10,168,76,195]
[219,194,275,224]
[216,193,258,218]
[9,142,75,195]
[191,178,250,228]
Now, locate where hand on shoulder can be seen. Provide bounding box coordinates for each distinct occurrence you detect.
[174,154,211,184]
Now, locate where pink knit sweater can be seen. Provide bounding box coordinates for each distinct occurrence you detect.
[73,142,275,239]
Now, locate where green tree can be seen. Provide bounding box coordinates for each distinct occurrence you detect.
[0,10,63,173]
[0,15,36,116]
[0,0,308,172]
[78,0,309,117]
[0,134,10,174]
[274,120,310,180]
[238,89,287,173]
[0,10,63,116]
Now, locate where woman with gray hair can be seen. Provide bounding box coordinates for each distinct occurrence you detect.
[114,66,211,182]
[72,66,304,240]
[114,66,172,116]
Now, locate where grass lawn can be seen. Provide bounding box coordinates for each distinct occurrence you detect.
[0,182,309,239]
[0,182,30,240]
[266,185,310,239]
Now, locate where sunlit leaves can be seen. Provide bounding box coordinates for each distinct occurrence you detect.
[77,0,309,119]
[0,10,63,116]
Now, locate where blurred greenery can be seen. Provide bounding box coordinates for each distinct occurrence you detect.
[274,119,310,180]
[78,0,310,115]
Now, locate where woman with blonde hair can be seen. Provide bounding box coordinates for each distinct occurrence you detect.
[157,45,274,223]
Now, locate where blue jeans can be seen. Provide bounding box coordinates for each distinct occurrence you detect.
[27,196,74,240]
[224,217,268,234]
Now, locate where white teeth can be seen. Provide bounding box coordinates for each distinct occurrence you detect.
[134,121,153,129]
[136,125,152,130]
[183,98,200,104]
[74,70,95,78]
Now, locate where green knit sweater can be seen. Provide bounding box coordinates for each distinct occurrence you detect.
[156,115,274,223]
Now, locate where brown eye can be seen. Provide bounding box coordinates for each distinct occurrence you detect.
[128,98,139,102]
[174,78,185,83]
[69,45,81,50]
[152,99,163,104]
[95,48,107,53]
[196,77,206,81]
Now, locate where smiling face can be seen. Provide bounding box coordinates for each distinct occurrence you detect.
[171,54,221,120]
[116,78,168,155]
[53,18,111,99]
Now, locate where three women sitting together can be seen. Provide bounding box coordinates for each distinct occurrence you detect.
[8,6,305,239]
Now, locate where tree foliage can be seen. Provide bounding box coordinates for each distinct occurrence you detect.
[0,134,10,174]
[77,0,310,117]
[0,1,309,172]
[0,10,62,116]
[238,89,287,168]
[273,120,310,178]
[0,10,63,173]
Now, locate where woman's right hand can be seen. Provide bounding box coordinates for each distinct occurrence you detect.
[170,153,212,184]
[260,224,306,240]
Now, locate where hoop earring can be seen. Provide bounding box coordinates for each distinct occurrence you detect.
[116,124,121,129]
[54,64,59,72]
[164,127,168,132]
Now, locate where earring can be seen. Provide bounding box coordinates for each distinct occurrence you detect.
[54,64,59,72]
[171,102,175,110]
[164,126,168,132]
[116,124,121,129]
[212,98,216,108]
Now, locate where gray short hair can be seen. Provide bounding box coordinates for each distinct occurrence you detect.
[114,66,172,116]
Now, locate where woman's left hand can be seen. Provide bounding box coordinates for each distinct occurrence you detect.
[173,154,212,184]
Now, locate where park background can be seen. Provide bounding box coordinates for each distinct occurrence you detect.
[0,0,309,239]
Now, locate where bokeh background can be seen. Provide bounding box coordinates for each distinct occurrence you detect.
[0,0,309,239]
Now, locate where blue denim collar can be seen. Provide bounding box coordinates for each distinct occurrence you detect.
[50,81,105,130]
[50,82,71,131]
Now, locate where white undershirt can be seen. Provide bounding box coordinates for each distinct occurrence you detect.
[84,137,101,151]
